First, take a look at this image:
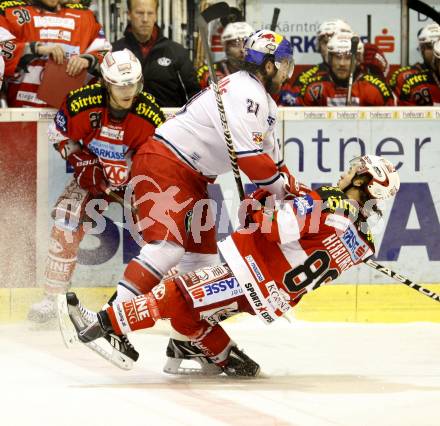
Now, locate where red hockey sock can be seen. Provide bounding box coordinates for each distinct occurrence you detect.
[194,325,233,365]
[44,225,85,294]
[107,292,161,335]
[119,257,162,296]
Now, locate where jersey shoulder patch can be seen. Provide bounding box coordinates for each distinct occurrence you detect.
[388,65,413,88]
[132,91,166,128]
[315,186,344,200]
[66,83,106,116]
[0,0,27,15]
[297,65,319,85]
[400,71,430,96]
[317,186,375,247]
[316,186,360,219]
[361,73,392,99]
[196,64,209,80]
[301,76,325,97]
[63,3,87,10]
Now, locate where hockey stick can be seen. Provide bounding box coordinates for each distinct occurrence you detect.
[346,35,360,106]
[197,2,246,202]
[103,187,138,215]
[270,8,280,32]
[364,258,440,303]
[367,15,372,43]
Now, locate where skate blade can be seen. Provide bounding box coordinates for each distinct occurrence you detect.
[163,357,223,376]
[85,339,134,370]
[56,294,78,348]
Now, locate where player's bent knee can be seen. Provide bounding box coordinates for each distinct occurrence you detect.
[138,241,185,276]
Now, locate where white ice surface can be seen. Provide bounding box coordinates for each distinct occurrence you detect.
[1,319,440,426]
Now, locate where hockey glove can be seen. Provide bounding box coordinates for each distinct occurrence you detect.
[281,172,309,200]
[247,188,272,205]
[239,188,273,228]
[67,150,106,196]
[363,43,389,79]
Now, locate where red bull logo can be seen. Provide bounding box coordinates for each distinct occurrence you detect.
[261,33,276,42]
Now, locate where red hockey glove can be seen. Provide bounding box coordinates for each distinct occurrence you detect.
[363,43,389,78]
[67,150,106,195]
[281,172,309,200]
[248,188,272,204]
[239,188,273,228]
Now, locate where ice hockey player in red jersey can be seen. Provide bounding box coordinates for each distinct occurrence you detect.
[277,19,352,106]
[297,32,395,106]
[196,21,254,89]
[28,49,166,323]
[0,0,111,107]
[64,154,400,376]
[396,39,440,106]
[389,23,440,100]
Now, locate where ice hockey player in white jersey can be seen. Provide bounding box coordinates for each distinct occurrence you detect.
[63,155,400,376]
[62,29,298,374]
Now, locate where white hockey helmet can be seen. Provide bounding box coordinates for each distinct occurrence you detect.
[349,155,400,200]
[100,49,143,86]
[418,23,440,46]
[221,22,254,45]
[434,39,440,59]
[326,31,364,60]
[317,19,352,39]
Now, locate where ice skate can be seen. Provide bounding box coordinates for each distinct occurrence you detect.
[58,292,139,370]
[28,294,57,324]
[222,346,260,377]
[163,338,223,375]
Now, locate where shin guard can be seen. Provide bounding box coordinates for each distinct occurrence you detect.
[108,292,161,334]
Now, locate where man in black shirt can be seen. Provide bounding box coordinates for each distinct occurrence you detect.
[112,0,200,107]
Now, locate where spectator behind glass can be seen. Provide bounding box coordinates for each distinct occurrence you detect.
[112,0,200,107]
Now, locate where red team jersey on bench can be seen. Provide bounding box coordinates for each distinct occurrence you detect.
[0,1,110,107]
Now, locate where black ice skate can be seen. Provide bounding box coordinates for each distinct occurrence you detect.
[222,346,260,377]
[163,338,223,375]
[57,292,139,370]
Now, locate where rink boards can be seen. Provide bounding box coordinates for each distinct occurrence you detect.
[0,106,439,322]
[2,283,440,323]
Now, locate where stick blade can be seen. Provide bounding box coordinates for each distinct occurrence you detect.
[200,2,230,23]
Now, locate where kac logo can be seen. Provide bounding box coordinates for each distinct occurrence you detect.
[293,194,314,216]
[55,110,67,133]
